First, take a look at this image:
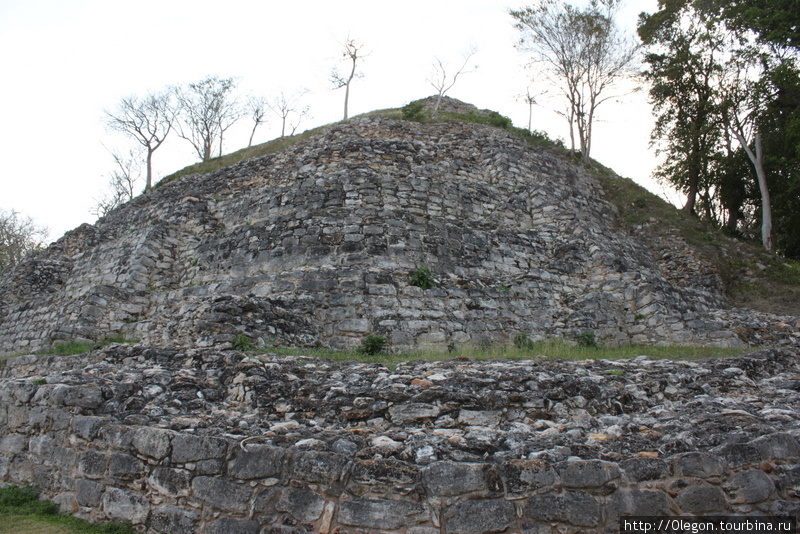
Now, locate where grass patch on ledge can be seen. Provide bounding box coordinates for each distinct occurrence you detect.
[256,340,750,366]
[0,485,135,534]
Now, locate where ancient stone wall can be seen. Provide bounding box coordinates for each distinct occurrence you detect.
[1,118,798,356]
[1,345,799,533]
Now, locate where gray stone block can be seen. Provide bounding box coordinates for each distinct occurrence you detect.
[75,478,104,507]
[444,499,516,534]
[108,452,146,480]
[132,426,172,460]
[671,452,728,478]
[171,433,228,463]
[255,486,326,522]
[102,487,149,524]
[500,459,557,495]
[557,459,619,488]
[191,476,252,513]
[78,450,107,479]
[422,461,495,496]
[148,505,199,534]
[524,491,601,527]
[205,516,261,534]
[292,451,349,484]
[228,443,287,479]
[337,497,427,529]
[608,488,671,517]
[724,469,775,504]
[148,467,191,496]
[675,484,728,514]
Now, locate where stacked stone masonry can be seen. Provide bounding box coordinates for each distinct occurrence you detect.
[1,345,799,533]
[1,117,798,355]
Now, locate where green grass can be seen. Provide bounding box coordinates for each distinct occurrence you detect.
[0,486,134,534]
[257,340,749,366]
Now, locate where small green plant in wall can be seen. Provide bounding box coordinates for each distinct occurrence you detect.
[359,334,387,355]
[577,331,599,349]
[233,334,252,352]
[410,265,436,290]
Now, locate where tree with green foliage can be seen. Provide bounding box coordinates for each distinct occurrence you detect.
[511,0,639,164]
[640,0,800,255]
[638,2,727,216]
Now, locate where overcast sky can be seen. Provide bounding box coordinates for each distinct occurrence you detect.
[0,0,667,242]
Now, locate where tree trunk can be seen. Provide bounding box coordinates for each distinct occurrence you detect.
[736,130,774,251]
[145,149,154,192]
[683,164,699,215]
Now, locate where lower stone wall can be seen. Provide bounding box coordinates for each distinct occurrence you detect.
[1,345,799,533]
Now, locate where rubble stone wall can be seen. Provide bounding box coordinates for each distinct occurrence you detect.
[1,345,799,533]
[2,118,798,357]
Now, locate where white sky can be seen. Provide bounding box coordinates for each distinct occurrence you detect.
[0,0,673,242]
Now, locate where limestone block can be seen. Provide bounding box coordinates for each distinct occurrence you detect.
[444,499,516,534]
[191,476,252,513]
[675,484,728,514]
[337,497,427,530]
[102,487,150,524]
[557,459,620,488]
[132,427,172,460]
[421,461,497,497]
[148,505,200,534]
[524,490,601,527]
[170,433,228,463]
[724,469,775,504]
[227,443,287,480]
[255,486,326,522]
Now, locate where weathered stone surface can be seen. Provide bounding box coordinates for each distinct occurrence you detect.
[724,469,775,503]
[170,433,228,463]
[148,505,199,534]
[191,476,251,512]
[608,488,671,517]
[422,461,496,496]
[255,486,326,522]
[675,484,728,514]
[2,116,796,357]
[524,491,601,527]
[444,499,516,534]
[205,517,260,534]
[337,497,427,529]
[227,443,286,479]
[131,427,171,460]
[557,459,619,488]
[102,487,149,524]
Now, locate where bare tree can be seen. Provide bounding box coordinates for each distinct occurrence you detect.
[246,95,269,147]
[92,149,143,219]
[429,48,477,119]
[331,38,366,120]
[511,0,639,164]
[269,89,310,138]
[175,76,242,162]
[105,90,176,192]
[0,209,48,273]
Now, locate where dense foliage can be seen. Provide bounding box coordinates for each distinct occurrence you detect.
[639,0,800,258]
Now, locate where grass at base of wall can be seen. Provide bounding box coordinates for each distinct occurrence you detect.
[257,340,750,365]
[0,486,134,534]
